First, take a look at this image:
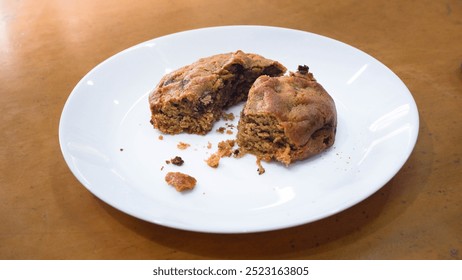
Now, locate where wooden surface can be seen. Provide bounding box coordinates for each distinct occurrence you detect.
[1,0,461,260]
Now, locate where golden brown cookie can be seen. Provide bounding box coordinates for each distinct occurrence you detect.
[237,65,337,166]
[149,50,286,135]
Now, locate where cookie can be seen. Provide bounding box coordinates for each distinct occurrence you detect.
[237,65,337,165]
[149,50,286,135]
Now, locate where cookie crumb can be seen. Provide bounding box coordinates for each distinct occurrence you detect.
[170,156,184,166]
[206,153,220,168]
[177,142,190,150]
[207,142,212,149]
[165,172,196,192]
[217,139,235,157]
[256,157,266,175]
[216,127,226,134]
[222,112,235,121]
[205,140,236,168]
[158,135,164,140]
[226,129,233,135]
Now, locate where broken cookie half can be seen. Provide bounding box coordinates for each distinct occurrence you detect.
[149,50,286,135]
[237,65,337,166]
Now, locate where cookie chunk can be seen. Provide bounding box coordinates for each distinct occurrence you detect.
[149,50,286,135]
[237,65,337,166]
[205,139,235,168]
[165,172,196,192]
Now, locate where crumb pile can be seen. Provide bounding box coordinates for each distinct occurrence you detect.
[177,142,190,150]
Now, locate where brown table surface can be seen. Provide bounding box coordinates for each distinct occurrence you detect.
[1,0,461,260]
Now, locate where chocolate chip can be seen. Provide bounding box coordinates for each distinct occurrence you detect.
[170,156,184,166]
[297,65,309,74]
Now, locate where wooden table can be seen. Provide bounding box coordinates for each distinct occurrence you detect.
[1,0,461,260]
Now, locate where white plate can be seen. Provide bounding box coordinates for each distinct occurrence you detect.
[59,26,419,233]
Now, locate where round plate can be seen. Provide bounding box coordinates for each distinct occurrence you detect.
[59,26,419,233]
